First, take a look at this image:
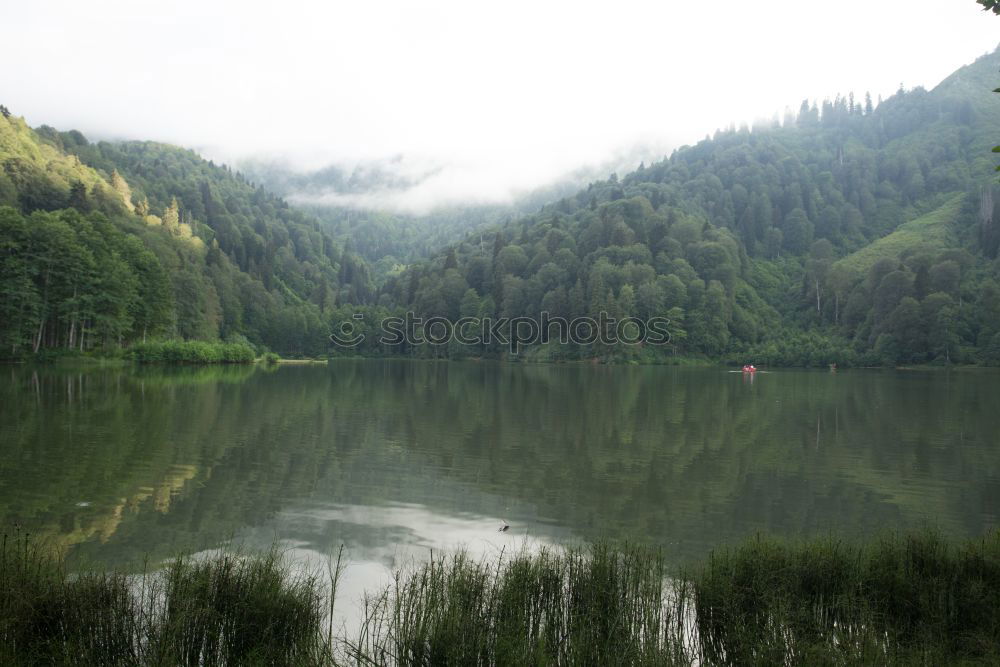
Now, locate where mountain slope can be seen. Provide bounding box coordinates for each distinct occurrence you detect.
[0,112,375,357]
[5,49,1000,365]
[833,195,963,277]
[368,50,1000,366]
[240,157,623,278]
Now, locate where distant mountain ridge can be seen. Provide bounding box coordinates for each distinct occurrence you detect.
[365,49,1000,366]
[3,49,1000,365]
[239,148,663,276]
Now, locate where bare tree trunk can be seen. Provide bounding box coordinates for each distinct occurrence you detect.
[33,319,44,354]
[68,287,77,349]
[34,269,50,354]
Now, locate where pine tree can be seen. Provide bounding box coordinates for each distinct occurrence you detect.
[68,181,90,211]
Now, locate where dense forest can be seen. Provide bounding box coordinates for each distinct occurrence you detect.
[0,111,374,358]
[240,158,603,283]
[363,49,1000,366]
[4,49,1000,365]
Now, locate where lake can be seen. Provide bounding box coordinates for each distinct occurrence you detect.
[2,360,999,626]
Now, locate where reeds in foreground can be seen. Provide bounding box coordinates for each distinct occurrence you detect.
[0,533,327,666]
[344,543,690,666]
[689,530,1000,665]
[1,532,147,665]
[3,529,1000,665]
[151,549,325,665]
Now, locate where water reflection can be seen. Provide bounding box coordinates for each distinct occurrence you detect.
[2,361,999,590]
[199,500,563,636]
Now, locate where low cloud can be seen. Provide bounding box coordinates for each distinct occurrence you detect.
[248,139,673,214]
[2,0,997,212]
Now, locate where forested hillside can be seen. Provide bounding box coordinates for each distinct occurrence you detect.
[5,48,1000,366]
[370,50,1000,366]
[0,111,374,358]
[241,158,602,282]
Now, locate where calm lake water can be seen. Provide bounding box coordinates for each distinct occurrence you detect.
[3,361,1000,623]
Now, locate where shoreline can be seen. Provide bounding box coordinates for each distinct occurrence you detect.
[5,350,1000,371]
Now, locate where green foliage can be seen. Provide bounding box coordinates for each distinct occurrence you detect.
[832,195,962,277]
[691,530,1000,664]
[347,543,687,666]
[0,206,174,356]
[980,1,1000,17]
[732,329,856,367]
[0,532,142,666]
[127,340,255,364]
[366,50,1000,366]
[1,115,122,216]
[242,159,582,271]
[355,530,1000,664]
[6,529,1000,665]
[1,113,382,358]
[0,533,326,665]
[7,50,1000,365]
[155,549,324,665]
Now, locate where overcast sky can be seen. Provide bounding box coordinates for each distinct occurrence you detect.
[3,0,998,211]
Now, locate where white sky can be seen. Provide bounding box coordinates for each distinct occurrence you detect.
[2,0,998,212]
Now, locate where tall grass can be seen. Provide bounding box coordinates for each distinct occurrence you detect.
[0,533,327,665]
[152,550,325,665]
[345,543,690,666]
[689,530,1000,665]
[4,529,1000,665]
[0,532,146,665]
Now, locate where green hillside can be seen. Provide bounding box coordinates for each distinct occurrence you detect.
[360,49,1000,367]
[0,115,123,213]
[241,158,594,284]
[833,194,964,276]
[0,112,375,358]
[4,49,1000,366]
